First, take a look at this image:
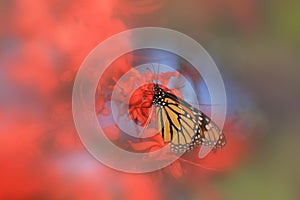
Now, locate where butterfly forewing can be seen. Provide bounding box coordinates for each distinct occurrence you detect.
[153,86,226,153]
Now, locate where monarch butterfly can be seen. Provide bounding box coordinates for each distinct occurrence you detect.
[151,83,226,153]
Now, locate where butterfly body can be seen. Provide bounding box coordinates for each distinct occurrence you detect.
[152,84,167,107]
[152,84,226,153]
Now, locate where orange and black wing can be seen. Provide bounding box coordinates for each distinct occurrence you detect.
[156,92,226,153]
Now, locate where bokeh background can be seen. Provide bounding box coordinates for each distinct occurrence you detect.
[1,0,299,199]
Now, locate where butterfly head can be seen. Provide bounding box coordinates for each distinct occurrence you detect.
[152,84,163,93]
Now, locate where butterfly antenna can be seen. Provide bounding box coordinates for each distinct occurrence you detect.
[150,63,157,84]
[155,63,160,85]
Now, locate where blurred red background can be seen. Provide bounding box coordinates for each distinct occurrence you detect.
[1,0,299,199]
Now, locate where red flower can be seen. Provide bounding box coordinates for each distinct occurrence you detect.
[126,72,181,126]
[110,68,251,180]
